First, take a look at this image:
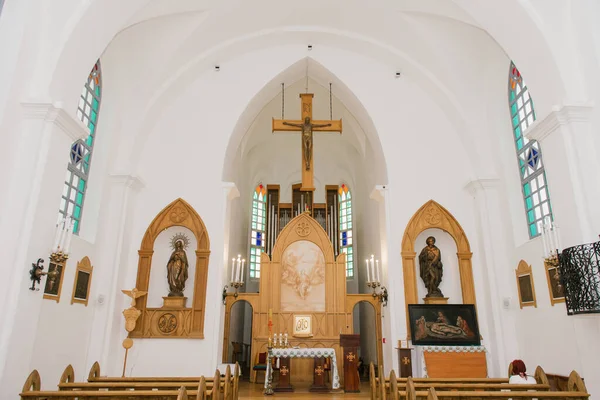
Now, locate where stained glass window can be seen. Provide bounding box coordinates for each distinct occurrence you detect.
[58,61,102,234]
[249,184,267,279]
[338,184,354,278]
[508,62,553,238]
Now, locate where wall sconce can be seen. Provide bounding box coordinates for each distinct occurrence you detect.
[222,254,245,305]
[366,254,389,306]
[29,258,46,291]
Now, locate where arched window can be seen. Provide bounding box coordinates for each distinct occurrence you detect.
[338,184,354,277]
[58,61,102,234]
[508,62,553,238]
[249,184,267,279]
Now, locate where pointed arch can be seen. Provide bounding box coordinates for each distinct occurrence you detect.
[508,61,553,238]
[401,200,475,337]
[58,60,102,234]
[132,198,211,339]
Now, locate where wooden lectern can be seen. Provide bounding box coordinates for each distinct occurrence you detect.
[340,334,360,393]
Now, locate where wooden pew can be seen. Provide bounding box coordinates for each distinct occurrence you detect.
[83,362,239,400]
[370,362,510,400]
[371,363,574,400]
[395,372,590,400]
[21,369,217,400]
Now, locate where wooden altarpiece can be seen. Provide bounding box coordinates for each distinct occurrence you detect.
[223,212,382,384]
[131,198,211,339]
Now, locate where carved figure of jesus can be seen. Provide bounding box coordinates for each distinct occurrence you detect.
[283,116,331,171]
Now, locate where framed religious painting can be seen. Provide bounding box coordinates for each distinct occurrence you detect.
[408,304,480,346]
[544,259,565,306]
[71,256,93,306]
[293,315,313,337]
[515,260,537,309]
[43,261,66,302]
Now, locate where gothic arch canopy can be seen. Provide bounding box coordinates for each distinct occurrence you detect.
[401,199,471,254]
[140,197,210,251]
[132,198,211,339]
[401,200,476,338]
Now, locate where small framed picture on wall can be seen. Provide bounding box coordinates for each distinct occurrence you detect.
[71,256,93,306]
[515,260,537,309]
[544,260,565,306]
[43,262,65,302]
[293,315,313,337]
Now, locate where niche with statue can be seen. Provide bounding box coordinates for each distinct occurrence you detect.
[130,198,211,339]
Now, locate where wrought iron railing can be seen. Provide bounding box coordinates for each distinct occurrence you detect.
[559,241,600,315]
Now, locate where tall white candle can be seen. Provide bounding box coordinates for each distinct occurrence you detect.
[58,217,69,251]
[52,217,64,252]
[63,219,74,254]
[240,259,245,282]
[376,259,380,283]
[231,258,236,283]
[370,255,375,284]
[366,259,370,282]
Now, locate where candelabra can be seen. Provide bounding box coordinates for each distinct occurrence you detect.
[540,216,561,266]
[367,281,389,306]
[222,254,245,304]
[365,254,388,306]
[51,215,75,262]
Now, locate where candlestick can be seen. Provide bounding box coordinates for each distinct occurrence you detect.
[231,258,236,282]
[63,219,74,254]
[366,259,370,282]
[375,259,380,283]
[240,261,245,283]
[370,255,375,284]
[57,218,67,251]
[52,217,64,252]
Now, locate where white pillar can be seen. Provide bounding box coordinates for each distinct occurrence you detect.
[215,182,240,366]
[370,185,402,374]
[0,102,87,396]
[526,104,598,247]
[84,173,144,377]
[465,178,519,377]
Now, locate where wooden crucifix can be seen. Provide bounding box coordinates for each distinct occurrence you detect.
[272,93,342,191]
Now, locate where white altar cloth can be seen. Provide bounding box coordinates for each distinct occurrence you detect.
[264,347,340,389]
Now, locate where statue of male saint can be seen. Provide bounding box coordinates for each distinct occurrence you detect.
[419,236,444,297]
[166,240,189,297]
[283,116,331,171]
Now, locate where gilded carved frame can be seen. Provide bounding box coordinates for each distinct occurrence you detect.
[71,256,93,306]
[401,200,476,338]
[544,260,565,306]
[515,260,537,309]
[131,198,211,339]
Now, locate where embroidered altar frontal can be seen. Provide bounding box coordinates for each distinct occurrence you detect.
[265,347,340,389]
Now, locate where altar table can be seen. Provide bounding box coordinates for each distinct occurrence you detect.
[264,347,340,390]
